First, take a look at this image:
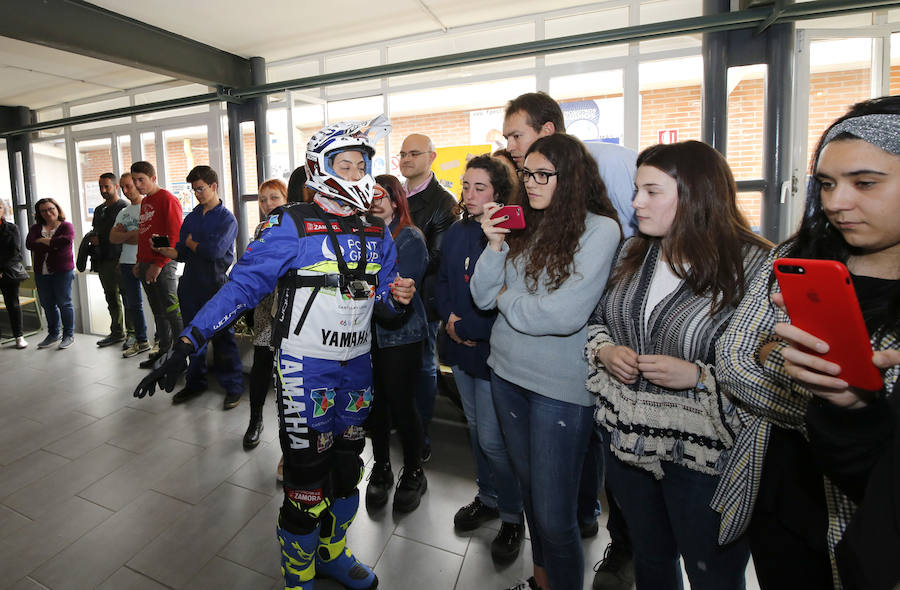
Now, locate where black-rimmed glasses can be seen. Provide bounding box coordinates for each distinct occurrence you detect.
[517,168,559,185]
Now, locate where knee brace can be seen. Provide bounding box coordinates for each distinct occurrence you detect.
[331,435,365,498]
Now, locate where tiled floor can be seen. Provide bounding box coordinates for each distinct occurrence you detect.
[0,336,760,590]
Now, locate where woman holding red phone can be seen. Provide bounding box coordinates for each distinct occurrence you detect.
[471,134,621,590]
[585,140,771,590]
[714,96,900,590]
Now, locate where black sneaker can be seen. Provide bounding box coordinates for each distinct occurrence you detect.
[580,518,600,538]
[491,521,525,565]
[171,386,204,405]
[506,576,541,590]
[365,462,393,509]
[223,391,242,410]
[138,350,164,369]
[393,466,427,513]
[592,542,635,590]
[97,333,125,347]
[453,497,499,531]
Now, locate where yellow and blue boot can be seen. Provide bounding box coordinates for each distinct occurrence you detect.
[278,520,319,590]
[316,494,378,589]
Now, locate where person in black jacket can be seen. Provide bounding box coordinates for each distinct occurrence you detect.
[399,133,459,461]
[0,200,28,348]
[93,173,129,348]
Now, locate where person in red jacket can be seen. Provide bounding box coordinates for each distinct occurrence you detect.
[131,160,183,368]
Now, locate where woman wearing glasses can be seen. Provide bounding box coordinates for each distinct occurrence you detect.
[471,133,621,590]
[365,174,430,513]
[26,198,76,349]
[585,141,771,589]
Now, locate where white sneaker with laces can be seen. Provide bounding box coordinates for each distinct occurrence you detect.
[14,336,27,349]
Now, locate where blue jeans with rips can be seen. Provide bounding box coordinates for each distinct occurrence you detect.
[452,366,522,524]
[491,371,593,590]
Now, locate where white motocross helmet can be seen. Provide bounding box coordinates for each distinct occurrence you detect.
[305,114,392,211]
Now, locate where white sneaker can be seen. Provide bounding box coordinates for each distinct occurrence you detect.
[14,336,27,349]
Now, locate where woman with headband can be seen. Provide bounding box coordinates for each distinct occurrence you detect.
[713,96,900,590]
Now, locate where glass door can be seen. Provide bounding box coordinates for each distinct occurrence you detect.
[789,29,891,239]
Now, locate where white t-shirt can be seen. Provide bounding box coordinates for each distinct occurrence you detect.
[114,203,141,265]
[645,256,683,329]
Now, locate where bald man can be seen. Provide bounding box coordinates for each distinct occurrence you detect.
[399,133,458,461]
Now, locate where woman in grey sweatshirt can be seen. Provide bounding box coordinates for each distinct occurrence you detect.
[470,133,621,590]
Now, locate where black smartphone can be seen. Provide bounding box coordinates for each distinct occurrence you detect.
[151,235,170,248]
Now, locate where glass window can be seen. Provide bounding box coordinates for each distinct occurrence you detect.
[0,139,10,222]
[117,135,133,173]
[387,76,535,194]
[889,33,900,99]
[135,84,211,122]
[737,191,764,233]
[550,71,625,145]
[807,38,874,162]
[327,96,386,174]
[75,137,113,223]
[325,50,382,96]
[639,56,703,150]
[267,107,292,184]
[162,125,211,215]
[639,0,702,53]
[726,64,767,181]
[70,96,131,131]
[140,132,159,176]
[268,59,320,84]
[35,107,64,137]
[544,7,630,64]
[292,98,326,172]
[240,121,259,194]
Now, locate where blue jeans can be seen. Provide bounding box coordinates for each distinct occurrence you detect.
[604,449,750,590]
[491,372,593,590]
[119,263,147,342]
[578,423,604,526]
[414,320,439,440]
[179,283,243,395]
[453,366,522,523]
[35,270,74,338]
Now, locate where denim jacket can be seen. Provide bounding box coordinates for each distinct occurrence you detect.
[374,223,429,348]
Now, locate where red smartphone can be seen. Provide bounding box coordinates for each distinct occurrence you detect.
[773,257,882,391]
[491,205,526,230]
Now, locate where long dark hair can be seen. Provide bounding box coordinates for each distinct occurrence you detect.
[785,95,900,335]
[507,134,621,292]
[610,140,772,314]
[461,155,519,223]
[374,174,418,239]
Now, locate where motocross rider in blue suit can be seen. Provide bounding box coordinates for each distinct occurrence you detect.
[134,116,415,590]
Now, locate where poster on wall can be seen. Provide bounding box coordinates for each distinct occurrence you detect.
[561,98,624,145]
[432,145,492,198]
[469,108,507,151]
[83,182,103,219]
[170,181,195,218]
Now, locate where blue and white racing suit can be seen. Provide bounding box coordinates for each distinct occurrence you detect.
[181,201,403,535]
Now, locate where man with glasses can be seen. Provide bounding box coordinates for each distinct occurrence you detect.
[152,165,243,409]
[503,92,637,590]
[132,160,184,370]
[398,133,458,462]
[93,173,129,348]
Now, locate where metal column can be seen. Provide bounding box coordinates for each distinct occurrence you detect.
[765,22,795,241]
[702,0,730,153]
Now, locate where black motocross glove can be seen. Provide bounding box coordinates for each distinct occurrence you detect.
[133,339,193,398]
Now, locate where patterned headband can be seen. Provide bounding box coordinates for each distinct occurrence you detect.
[822,113,900,156]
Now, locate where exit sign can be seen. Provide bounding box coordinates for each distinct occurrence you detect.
[658,129,678,144]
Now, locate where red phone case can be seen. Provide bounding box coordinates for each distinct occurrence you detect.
[491,205,525,230]
[773,257,882,391]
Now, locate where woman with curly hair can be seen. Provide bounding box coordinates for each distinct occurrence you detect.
[470,133,621,590]
[586,140,771,590]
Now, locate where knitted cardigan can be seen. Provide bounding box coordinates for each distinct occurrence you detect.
[586,238,769,478]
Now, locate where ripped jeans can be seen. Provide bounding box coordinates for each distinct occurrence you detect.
[490,371,593,590]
